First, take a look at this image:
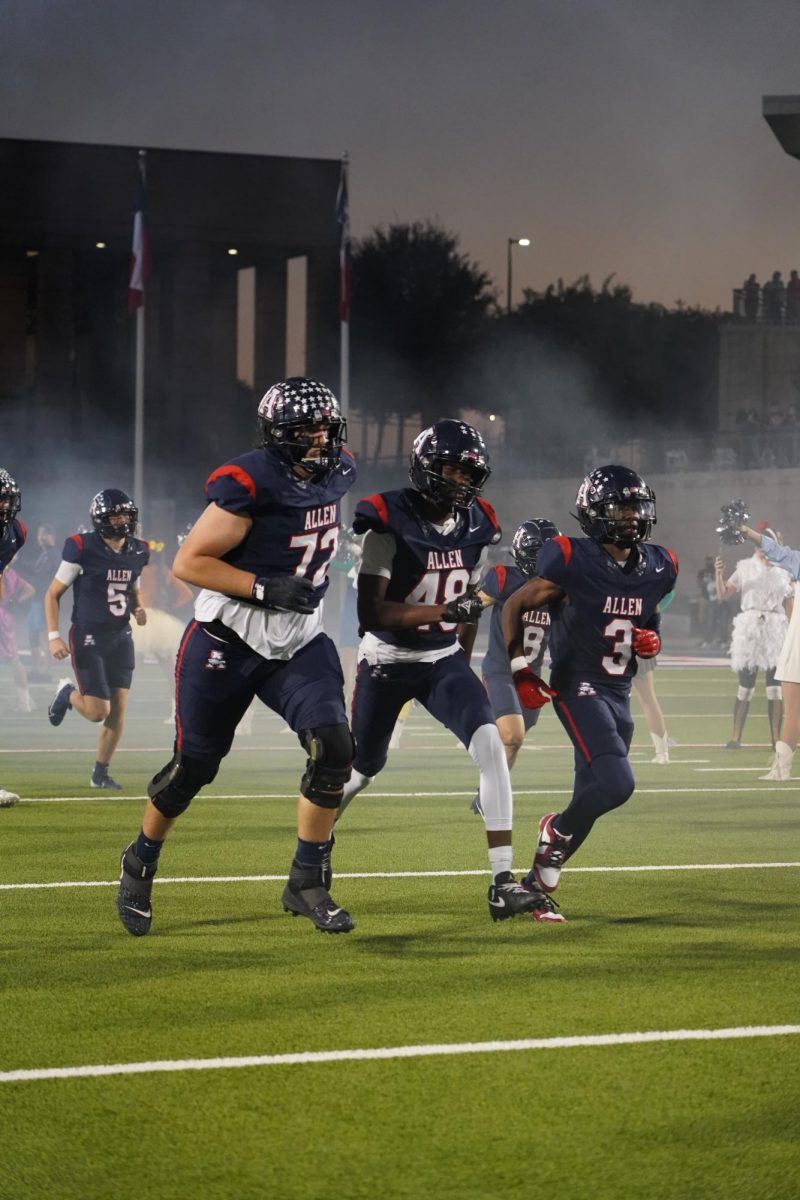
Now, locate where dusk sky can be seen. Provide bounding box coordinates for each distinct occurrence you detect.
[3,0,800,311]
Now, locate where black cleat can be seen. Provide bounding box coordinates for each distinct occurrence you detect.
[116,843,157,936]
[91,771,122,790]
[488,871,555,922]
[282,859,354,933]
[320,833,335,892]
[47,678,74,727]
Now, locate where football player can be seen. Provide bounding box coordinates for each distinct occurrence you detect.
[503,465,678,912]
[45,490,149,790]
[0,467,27,807]
[336,419,563,924]
[468,518,560,816]
[115,377,358,938]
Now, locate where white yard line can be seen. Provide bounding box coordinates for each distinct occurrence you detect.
[2,861,798,891]
[1,1025,797,1084]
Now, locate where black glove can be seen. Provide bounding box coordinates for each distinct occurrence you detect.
[441,592,485,623]
[250,575,320,613]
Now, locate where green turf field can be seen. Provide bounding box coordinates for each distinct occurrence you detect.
[1,663,798,1199]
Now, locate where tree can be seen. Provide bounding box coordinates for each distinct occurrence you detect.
[351,222,494,442]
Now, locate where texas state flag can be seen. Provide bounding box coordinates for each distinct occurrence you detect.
[128,161,151,315]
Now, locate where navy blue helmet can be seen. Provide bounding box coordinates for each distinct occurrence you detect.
[0,469,21,537]
[575,465,656,547]
[511,518,560,576]
[257,377,346,482]
[90,489,138,539]
[409,419,491,509]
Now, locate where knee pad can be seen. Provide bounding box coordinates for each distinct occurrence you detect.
[737,686,755,702]
[766,685,782,701]
[147,752,220,818]
[299,723,355,807]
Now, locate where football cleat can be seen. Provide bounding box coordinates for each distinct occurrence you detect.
[282,859,354,933]
[651,752,670,765]
[0,788,20,808]
[521,880,566,923]
[116,843,157,936]
[723,740,741,750]
[487,871,549,922]
[91,772,123,790]
[47,678,74,726]
[470,791,484,817]
[320,833,335,891]
[530,812,572,894]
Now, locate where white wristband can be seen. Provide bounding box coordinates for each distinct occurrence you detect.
[48,631,61,642]
[510,655,528,674]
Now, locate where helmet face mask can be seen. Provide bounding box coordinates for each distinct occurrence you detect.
[409,419,491,510]
[575,465,656,547]
[511,518,560,576]
[90,489,138,539]
[0,469,21,538]
[258,377,346,482]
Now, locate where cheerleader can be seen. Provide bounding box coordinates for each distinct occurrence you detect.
[715,528,793,750]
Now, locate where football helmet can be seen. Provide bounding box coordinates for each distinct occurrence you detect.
[575,465,656,546]
[511,518,560,576]
[90,489,138,539]
[257,377,346,482]
[0,468,21,537]
[408,419,491,509]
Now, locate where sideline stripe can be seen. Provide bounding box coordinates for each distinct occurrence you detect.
[2,862,799,891]
[2,1025,798,1084]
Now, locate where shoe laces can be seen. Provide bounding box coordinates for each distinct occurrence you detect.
[527,887,561,915]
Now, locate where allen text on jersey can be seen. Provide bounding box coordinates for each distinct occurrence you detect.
[602,595,643,616]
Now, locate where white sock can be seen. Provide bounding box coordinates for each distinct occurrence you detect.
[488,844,513,881]
[467,723,513,831]
[337,769,372,821]
[650,731,669,757]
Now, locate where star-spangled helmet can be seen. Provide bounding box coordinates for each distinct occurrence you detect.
[511,518,560,576]
[408,419,491,509]
[90,489,139,539]
[575,465,656,547]
[0,468,21,538]
[257,377,347,482]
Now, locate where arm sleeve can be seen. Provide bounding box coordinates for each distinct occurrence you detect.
[760,535,800,580]
[358,530,397,578]
[469,546,489,586]
[55,560,82,586]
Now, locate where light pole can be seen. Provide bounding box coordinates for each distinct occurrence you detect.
[506,237,531,313]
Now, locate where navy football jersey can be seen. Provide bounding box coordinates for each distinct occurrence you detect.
[205,446,357,599]
[0,518,26,574]
[536,535,679,690]
[353,488,500,651]
[62,531,150,631]
[482,562,550,676]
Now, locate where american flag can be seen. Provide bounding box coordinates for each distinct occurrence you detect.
[336,156,351,323]
[128,155,151,315]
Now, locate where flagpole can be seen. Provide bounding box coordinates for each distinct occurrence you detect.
[337,152,351,415]
[133,149,146,525]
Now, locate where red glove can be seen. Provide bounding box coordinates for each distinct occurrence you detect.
[512,666,558,710]
[632,627,660,658]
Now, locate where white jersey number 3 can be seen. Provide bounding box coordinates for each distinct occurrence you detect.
[601,617,634,676]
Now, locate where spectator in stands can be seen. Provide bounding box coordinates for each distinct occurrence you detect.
[786,269,800,324]
[743,273,760,321]
[762,271,786,324]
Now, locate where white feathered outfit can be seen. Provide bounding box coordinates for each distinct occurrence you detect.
[725,553,793,673]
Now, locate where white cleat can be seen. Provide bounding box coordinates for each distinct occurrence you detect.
[0,788,20,808]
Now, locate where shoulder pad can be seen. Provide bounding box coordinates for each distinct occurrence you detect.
[476,499,502,544]
[551,535,573,566]
[15,519,27,545]
[352,493,390,535]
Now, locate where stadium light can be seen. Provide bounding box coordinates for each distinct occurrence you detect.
[507,237,531,313]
